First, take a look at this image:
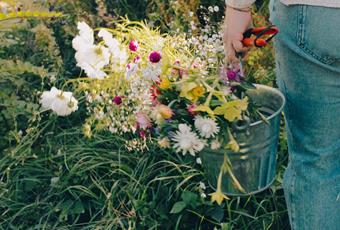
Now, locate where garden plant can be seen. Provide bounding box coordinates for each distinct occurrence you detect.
[0,0,289,229]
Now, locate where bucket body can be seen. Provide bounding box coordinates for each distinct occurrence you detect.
[199,84,286,196]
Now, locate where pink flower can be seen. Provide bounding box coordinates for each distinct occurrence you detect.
[113,96,122,105]
[149,51,162,63]
[136,112,152,129]
[187,104,198,116]
[129,40,139,52]
[133,55,141,63]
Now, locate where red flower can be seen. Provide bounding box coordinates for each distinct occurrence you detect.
[150,85,161,102]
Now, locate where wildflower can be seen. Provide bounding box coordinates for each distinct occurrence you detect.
[180,82,203,102]
[40,87,78,116]
[196,157,202,165]
[98,29,127,65]
[113,96,122,105]
[194,116,219,138]
[129,40,139,52]
[210,171,229,205]
[136,112,152,129]
[187,104,198,116]
[143,62,161,81]
[133,55,141,63]
[227,70,237,80]
[139,130,147,139]
[159,77,171,89]
[72,22,94,51]
[126,62,138,80]
[158,137,170,148]
[150,85,161,102]
[228,138,240,152]
[172,124,205,156]
[211,139,221,150]
[213,97,249,122]
[199,182,206,190]
[83,124,92,138]
[75,45,110,79]
[157,104,173,119]
[194,104,215,118]
[214,6,219,12]
[149,51,162,63]
[191,86,205,98]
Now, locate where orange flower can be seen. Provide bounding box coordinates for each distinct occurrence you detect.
[157,104,173,119]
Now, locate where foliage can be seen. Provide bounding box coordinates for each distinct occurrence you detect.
[0,0,288,229]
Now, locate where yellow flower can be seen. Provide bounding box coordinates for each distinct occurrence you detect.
[214,97,249,122]
[157,104,173,119]
[180,82,205,102]
[83,124,92,138]
[159,77,171,89]
[194,104,215,118]
[210,171,229,205]
[158,137,170,148]
[192,86,205,98]
[228,138,240,152]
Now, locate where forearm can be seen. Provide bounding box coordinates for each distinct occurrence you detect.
[225,0,256,9]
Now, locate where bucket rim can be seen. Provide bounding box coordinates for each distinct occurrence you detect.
[249,84,286,127]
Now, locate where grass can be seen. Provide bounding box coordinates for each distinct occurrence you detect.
[0,114,290,229]
[0,0,290,229]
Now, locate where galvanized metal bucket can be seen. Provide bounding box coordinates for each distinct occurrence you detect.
[199,84,286,196]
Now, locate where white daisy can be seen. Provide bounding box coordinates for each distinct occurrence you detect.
[172,124,205,156]
[194,116,220,138]
[40,87,78,116]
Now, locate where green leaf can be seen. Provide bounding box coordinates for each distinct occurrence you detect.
[207,205,225,222]
[170,201,186,214]
[71,201,85,214]
[181,190,198,205]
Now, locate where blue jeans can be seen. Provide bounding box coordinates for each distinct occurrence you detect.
[269,1,340,229]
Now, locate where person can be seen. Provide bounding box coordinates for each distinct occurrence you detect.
[223,0,340,229]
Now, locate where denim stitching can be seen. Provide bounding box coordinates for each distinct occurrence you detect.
[297,5,336,65]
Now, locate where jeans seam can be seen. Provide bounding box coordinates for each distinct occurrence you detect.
[290,170,297,230]
[297,5,336,65]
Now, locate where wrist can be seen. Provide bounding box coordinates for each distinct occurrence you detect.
[226,4,252,12]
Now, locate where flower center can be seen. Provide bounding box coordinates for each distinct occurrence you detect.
[180,139,192,149]
[95,47,103,56]
[202,123,212,133]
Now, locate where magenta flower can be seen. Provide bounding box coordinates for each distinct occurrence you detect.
[113,96,122,105]
[129,40,139,52]
[139,130,147,139]
[149,51,162,63]
[227,70,237,80]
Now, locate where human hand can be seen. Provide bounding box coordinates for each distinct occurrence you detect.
[223,6,252,63]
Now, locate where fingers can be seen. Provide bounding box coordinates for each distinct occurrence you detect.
[232,40,248,53]
[224,38,248,64]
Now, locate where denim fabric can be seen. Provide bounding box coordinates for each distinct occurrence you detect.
[269,1,340,229]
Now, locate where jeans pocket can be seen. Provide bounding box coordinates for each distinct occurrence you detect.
[296,5,340,65]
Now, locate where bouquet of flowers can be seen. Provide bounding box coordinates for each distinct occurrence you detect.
[39,19,266,204]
